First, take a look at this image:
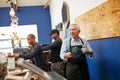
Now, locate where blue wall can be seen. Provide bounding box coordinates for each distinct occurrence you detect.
[0,6,52,44]
[88,37,120,80]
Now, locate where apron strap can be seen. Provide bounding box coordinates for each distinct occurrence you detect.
[69,37,84,52]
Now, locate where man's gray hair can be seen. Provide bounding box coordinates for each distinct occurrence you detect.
[69,23,80,30]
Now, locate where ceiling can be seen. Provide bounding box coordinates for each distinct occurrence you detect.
[0,0,48,7]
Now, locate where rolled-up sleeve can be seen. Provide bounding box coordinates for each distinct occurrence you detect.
[84,39,93,52]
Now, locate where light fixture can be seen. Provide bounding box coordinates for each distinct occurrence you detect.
[9,8,15,17]
[11,16,18,26]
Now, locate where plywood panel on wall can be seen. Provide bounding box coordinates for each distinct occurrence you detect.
[75,0,120,40]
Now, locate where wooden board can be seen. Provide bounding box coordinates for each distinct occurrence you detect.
[75,0,120,40]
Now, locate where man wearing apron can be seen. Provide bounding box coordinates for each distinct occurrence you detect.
[60,24,93,80]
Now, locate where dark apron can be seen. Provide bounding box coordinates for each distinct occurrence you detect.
[66,38,90,80]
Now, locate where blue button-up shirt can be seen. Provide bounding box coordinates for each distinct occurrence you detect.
[60,37,93,60]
